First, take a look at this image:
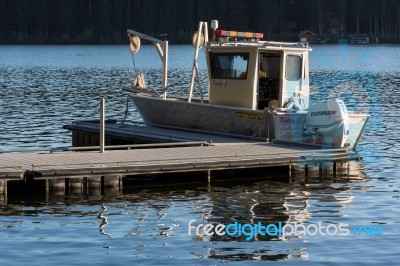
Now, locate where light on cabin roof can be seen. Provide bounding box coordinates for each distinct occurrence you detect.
[211,20,219,31]
[213,30,263,39]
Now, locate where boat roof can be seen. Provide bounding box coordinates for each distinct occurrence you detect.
[209,29,312,52]
[208,40,312,52]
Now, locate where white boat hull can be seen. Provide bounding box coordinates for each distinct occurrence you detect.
[130,93,369,149]
[130,93,273,138]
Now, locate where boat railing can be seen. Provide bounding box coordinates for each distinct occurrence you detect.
[212,39,311,50]
[188,21,209,103]
[262,41,310,48]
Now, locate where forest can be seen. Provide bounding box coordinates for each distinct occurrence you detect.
[0,0,400,44]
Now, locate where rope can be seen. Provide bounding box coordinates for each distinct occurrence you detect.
[119,94,130,126]
[120,43,141,126]
[130,45,146,89]
[131,52,137,75]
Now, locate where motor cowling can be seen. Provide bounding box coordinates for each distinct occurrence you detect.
[305,98,350,147]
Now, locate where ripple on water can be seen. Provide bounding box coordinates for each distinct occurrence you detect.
[1,46,400,265]
[0,65,209,149]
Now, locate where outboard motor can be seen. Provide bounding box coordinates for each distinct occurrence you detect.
[305,98,350,148]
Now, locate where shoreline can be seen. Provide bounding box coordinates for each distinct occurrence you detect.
[1,35,400,45]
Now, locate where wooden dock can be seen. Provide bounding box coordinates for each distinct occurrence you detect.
[0,119,360,196]
[0,141,357,180]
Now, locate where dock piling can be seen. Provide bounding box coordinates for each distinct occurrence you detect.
[319,163,323,176]
[333,162,337,177]
[103,175,121,188]
[88,176,102,189]
[49,179,65,191]
[69,178,83,192]
[0,181,7,195]
[100,98,105,153]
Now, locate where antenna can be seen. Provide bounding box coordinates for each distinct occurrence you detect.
[211,20,219,31]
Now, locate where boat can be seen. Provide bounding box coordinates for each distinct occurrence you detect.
[124,20,369,150]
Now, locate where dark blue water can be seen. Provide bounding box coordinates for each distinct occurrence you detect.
[0,44,400,265]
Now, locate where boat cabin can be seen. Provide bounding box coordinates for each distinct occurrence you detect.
[205,29,311,111]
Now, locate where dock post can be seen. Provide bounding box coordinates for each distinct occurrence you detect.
[82,177,88,196]
[161,40,169,98]
[69,178,83,192]
[103,175,121,196]
[319,163,323,176]
[333,162,337,177]
[103,175,120,188]
[49,179,65,191]
[100,98,105,153]
[88,176,102,189]
[0,193,5,205]
[88,177,102,199]
[0,181,7,195]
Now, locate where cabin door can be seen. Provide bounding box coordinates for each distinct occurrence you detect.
[257,52,281,109]
[281,52,307,110]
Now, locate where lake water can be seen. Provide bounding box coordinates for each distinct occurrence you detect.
[0,44,400,265]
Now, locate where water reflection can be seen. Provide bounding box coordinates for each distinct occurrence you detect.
[0,162,369,262]
[98,203,112,238]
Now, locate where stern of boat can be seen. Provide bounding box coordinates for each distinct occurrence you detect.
[347,113,369,149]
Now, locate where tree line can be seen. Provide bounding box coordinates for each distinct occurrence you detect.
[0,0,399,44]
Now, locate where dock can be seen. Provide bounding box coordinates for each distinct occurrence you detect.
[0,142,357,179]
[0,120,359,195]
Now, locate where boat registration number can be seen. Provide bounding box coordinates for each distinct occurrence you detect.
[236,112,263,120]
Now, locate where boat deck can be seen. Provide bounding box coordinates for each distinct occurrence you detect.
[63,119,262,144]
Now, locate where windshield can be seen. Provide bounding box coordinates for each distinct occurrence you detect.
[209,53,249,80]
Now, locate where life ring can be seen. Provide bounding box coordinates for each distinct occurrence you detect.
[129,35,141,54]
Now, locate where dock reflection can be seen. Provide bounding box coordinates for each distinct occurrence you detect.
[0,161,368,262]
[98,203,112,238]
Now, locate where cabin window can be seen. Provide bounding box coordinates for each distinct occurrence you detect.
[210,53,249,80]
[285,55,302,81]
